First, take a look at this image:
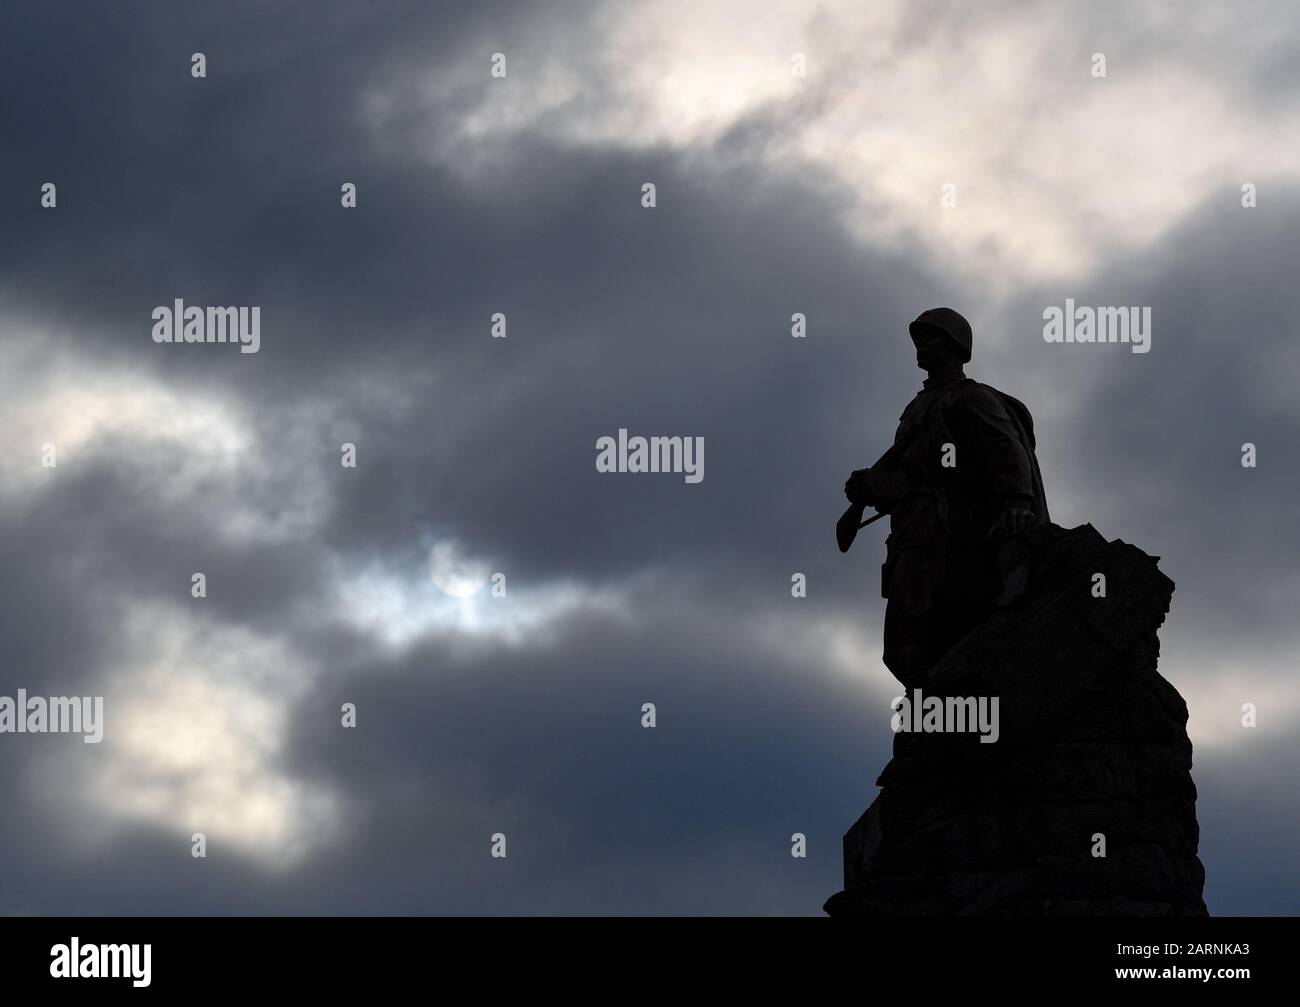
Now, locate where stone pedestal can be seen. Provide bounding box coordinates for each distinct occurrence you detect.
[825,523,1207,917]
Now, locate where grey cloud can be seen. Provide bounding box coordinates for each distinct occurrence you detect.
[0,0,1296,915]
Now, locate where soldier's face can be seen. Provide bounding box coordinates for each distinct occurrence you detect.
[910,326,956,371]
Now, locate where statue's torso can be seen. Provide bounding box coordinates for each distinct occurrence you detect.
[877,378,1014,611]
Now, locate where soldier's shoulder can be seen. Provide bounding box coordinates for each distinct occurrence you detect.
[945,379,1008,407]
[951,381,1039,436]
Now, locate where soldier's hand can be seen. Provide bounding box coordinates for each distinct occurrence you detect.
[990,507,1035,537]
[844,468,871,505]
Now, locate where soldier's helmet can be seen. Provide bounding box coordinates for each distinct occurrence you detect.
[909,307,972,363]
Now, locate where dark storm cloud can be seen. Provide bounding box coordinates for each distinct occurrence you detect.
[1007,188,1300,637]
[0,0,1296,916]
[0,0,924,915]
[276,604,886,914]
[0,0,942,590]
[996,192,1300,914]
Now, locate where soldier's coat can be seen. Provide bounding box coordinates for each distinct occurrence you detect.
[865,371,1048,617]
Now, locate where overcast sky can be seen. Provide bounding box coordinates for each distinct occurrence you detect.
[1,0,1296,914]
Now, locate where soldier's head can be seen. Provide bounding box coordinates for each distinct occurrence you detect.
[909,307,972,372]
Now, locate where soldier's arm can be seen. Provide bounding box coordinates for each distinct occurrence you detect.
[846,422,909,507]
[863,448,907,508]
[844,468,872,505]
[951,386,1037,515]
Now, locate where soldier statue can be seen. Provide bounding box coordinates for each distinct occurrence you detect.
[840,308,1050,687]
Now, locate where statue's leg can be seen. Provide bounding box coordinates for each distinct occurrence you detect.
[884,597,995,687]
[882,601,926,688]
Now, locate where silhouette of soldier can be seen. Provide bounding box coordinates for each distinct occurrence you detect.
[841,308,1049,687]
